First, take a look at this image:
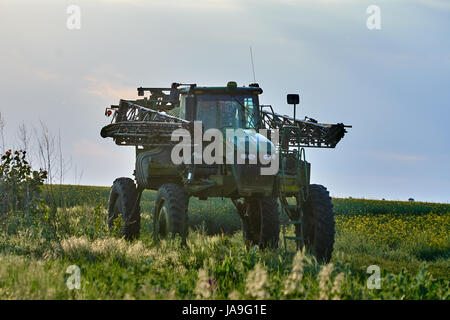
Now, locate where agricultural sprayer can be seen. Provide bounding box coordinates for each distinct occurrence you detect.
[100,81,350,262]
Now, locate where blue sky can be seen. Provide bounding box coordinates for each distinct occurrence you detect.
[0,0,449,202]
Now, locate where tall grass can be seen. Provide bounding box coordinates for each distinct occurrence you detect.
[0,185,448,300]
[0,229,448,299]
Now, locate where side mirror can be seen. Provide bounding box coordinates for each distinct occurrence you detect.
[185,96,196,121]
[287,94,299,105]
[169,83,180,104]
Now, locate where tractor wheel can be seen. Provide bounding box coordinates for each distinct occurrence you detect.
[242,197,280,249]
[154,183,189,243]
[302,184,335,263]
[108,177,141,240]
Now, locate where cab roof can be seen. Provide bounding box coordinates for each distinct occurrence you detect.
[179,83,263,95]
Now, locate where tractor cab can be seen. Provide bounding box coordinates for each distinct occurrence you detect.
[179,81,263,130]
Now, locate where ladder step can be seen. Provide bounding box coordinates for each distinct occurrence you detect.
[283,205,298,213]
[282,220,302,225]
[284,236,303,241]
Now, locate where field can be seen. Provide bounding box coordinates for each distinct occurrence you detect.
[0,185,448,300]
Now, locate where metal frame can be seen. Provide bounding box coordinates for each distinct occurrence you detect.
[101,100,192,146]
[101,83,351,252]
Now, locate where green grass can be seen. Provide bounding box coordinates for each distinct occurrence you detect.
[0,185,448,300]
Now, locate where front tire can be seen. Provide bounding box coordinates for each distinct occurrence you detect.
[108,177,141,240]
[242,197,280,249]
[302,184,335,263]
[154,183,189,243]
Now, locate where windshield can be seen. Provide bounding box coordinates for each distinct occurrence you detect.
[196,94,258,130]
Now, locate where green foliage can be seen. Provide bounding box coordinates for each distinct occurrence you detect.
[332,198,450,215]
[0,184,448,300]
[0,229,448,300]
[111,216,124,238]
[0,150,47,214]
[43,185,450,235]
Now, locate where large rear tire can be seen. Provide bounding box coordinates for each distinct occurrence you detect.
[154,183,189,243]
[242,197,280,249]
[108,177,141,240]
[302,184,335,263]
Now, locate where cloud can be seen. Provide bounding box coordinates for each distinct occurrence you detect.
[378,153,427,162]
[73,138,111,158]
[95,0,241,10]
[83,66,138,101]
[417,0,450,11]
[36,71,60,81]
[85,77,137,101]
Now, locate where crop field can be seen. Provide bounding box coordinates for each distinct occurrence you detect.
[0,185,448,300]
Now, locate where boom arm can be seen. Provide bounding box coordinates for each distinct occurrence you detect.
[100,85,351,149]
[260,107,351,148]
[100,99,192,146]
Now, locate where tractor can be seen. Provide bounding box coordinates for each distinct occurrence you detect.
[100,81,350,262]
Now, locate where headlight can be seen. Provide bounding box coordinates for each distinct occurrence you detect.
[262,154,276,160]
